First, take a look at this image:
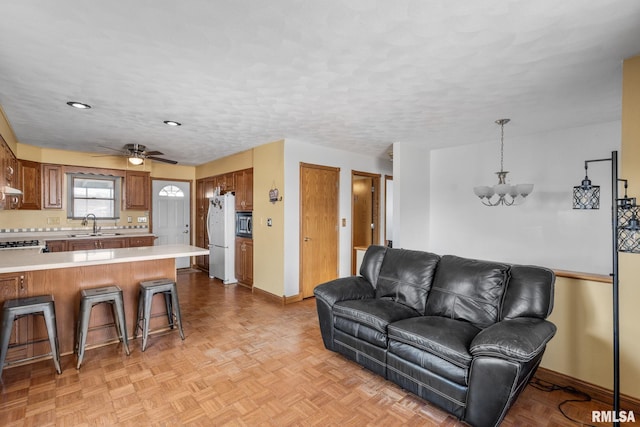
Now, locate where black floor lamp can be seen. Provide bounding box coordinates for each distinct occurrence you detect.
[572,150,640,426]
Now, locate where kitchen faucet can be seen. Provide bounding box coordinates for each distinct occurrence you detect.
[82,213,99,234]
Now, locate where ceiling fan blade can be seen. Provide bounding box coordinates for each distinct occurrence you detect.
[147,156,178,164]
[98,145,127,153]
[144,150,164,156]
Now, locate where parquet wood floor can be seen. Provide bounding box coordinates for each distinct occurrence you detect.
[0,270,617,426]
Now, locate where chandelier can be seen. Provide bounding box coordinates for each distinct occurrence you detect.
[473,119,533,206]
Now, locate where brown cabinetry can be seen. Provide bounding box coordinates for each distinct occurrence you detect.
[42,164,63,209]
[123,170,150,210]
[1,135,19,210]
[234,168,253,211]
[195,177,216,271]
[48,235,153,252]
[0,272,29,362]
[17,160,41,210]
[68,237,127,251]
[46,240,67,252]
[128,236,156,247]
[235,237,253,287]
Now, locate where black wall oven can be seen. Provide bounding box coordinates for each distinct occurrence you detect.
[236,211,252,238]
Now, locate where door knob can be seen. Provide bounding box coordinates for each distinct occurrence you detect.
[304,237,311,242]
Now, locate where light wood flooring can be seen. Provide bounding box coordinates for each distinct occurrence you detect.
[0,270,616,426]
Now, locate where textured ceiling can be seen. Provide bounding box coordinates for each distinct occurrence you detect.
[1,0,639,166]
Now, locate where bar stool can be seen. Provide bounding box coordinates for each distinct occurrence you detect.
[75,285,131,369]
[0,295,62,376]
[133,279,184,351]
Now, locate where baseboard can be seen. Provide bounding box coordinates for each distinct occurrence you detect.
[535,367,640,414]
[251,286,285,305]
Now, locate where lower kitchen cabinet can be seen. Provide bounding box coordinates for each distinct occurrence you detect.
[128,236,156,247]
[45,240,67,252]
[235,237,253,287]
[0,272,29,362]
[68,238,126,251]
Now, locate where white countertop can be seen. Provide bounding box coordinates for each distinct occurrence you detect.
[0,244,209,274]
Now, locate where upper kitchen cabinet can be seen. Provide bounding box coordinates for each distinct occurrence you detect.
[42,164,63,209]
[1,135,19,210]
[123,170,150,210]
[234,168,253,211]
[17,160,41,210]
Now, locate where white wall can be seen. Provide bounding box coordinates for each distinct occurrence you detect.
[427,121,620,274]
[392,142,431,250]
[283,140,393,297]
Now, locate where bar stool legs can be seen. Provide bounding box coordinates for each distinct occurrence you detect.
[133,279,184,351]
[76,286,130,369]
[0,295,62,376]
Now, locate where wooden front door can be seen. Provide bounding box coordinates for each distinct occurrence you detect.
[300,163,340,298]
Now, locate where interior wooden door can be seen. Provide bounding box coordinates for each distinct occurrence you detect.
[300,163,340,298]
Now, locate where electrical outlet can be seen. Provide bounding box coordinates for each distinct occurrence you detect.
[127,216,133,223]
[137,217,147,223]
[267,218,272,227]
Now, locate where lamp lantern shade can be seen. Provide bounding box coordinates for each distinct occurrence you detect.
[618,206,640,253]
[573,177,600,209]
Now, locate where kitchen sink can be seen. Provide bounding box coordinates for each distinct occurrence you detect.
[68,233,123,238]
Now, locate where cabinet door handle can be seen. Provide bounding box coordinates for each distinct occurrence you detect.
[20,275,24,290]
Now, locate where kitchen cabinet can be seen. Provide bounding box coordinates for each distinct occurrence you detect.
[234,168,253,211]
[47,236,153,252]
[195,177,216,271]
[127,236,156,247]
[46,240,67,252]
[18,160,41,210]
[1,136,19,210]
[235,237,253,287]
[123,170,150,210]
[0,272,29,362]
[67,237,127,251]
[42,164,63,209]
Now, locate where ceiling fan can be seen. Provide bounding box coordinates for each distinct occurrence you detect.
[99,144,178,165]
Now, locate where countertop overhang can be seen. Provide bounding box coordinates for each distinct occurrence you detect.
[0,244,209,274]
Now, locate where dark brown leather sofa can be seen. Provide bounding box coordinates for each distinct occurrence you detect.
[314,246,556,427]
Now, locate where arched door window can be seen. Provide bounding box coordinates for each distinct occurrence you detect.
[158,184,185,198]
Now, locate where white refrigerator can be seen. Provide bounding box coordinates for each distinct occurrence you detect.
[207,193,237,284]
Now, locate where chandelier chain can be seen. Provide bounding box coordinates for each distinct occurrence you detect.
[500,122,504,172]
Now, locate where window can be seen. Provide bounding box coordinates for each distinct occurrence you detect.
[67,174,121,219]
[158,184,185,198]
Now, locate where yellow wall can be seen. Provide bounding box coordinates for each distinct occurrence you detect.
[253,140,285,296]
[542,277,614,386]
[196,149,253,178]
[619,54,640,398]
[0,106,18,152]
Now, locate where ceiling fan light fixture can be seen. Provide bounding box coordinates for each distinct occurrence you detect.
[163,120,181,126]
[128,156,144,165]
[66,101,91,109]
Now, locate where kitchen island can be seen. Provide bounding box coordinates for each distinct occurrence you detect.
[0,244,208,365]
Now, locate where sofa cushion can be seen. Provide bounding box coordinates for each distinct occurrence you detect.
[334,298,421,347]
[388,316,480,385]
[501,265,555,320]
[375,249,440,314]
[425,255,509,329]
[359,245,387,288]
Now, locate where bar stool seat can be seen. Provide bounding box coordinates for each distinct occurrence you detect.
[75,285,130,369]
[0,295,62,376]
[133,279,184,351]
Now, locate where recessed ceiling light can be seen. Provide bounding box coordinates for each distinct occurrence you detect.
[163,120,181,126]
[66,101,91,109]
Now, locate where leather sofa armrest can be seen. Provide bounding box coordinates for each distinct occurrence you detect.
[470,318,557,362]
[313,276,375,307]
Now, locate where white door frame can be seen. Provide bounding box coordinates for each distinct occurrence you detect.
[151,179,192,269]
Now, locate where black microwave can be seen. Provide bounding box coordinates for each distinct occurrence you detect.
[236,211,252,238]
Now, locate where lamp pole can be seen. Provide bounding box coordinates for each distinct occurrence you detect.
[610,151,620,425]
